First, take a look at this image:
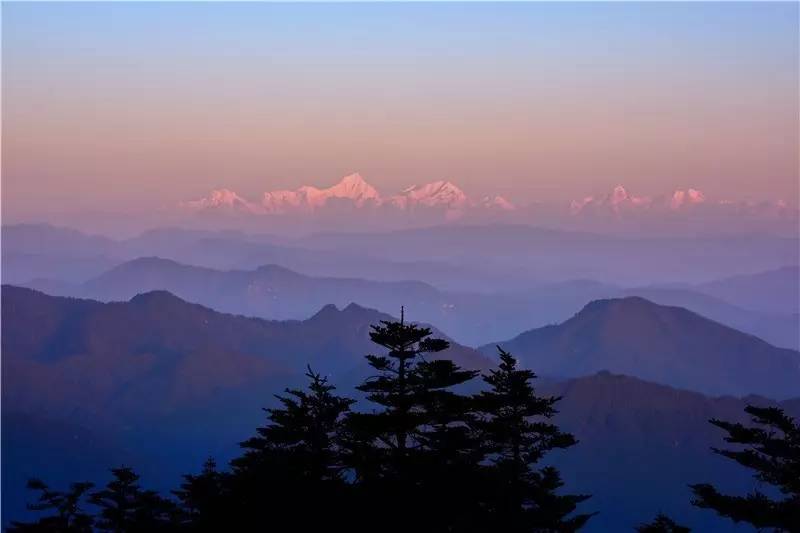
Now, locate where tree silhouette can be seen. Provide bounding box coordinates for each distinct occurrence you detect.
[690,405,800,531]
[343,311,482,531]
[8,479,94,533]
[172,458,226,531]
[636,513,691,532]
[474,346,592,532]
[229,365,355,528]
[90,467,177,532]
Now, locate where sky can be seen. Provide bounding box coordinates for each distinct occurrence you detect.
[2,2,798,222]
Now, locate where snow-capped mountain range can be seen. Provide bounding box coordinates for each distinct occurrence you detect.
[569,185,708,216]
[183,173,514,217]
[182,173,795,223]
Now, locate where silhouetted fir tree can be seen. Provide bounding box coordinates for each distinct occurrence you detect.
[690,405,800,531]
[636,513,691,532]
[474,346,592,532]
[343,309,483,531]
[90,467,177,532]
[172,458,227,531]
[228,366,355,528]
[8,479,95,533]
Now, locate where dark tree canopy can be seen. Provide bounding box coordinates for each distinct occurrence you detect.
[90,467,177,532]
[8,479,95,533]
[690,405,800,531]
[636,513,691,533]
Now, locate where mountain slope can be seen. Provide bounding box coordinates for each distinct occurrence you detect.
[2,286,489,424]
[481,297,800,398]
[696,265,800,315]
[619,286,800,350]
[539,371,800,531]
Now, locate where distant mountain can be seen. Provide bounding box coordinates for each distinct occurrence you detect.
[24,257,800,350]
[617,286,800,350]
[179,174,798,235]
[481,297,800,398]
[295,224,799,285]
[183,173,515,218]
[2,286,488,423]
[569,184,794,219]
[1,224,119,284]
[539,371,800,531]
[26,257,562,346]
[6,222,799,289]
[1,223,115,256]
[696,265,800,315]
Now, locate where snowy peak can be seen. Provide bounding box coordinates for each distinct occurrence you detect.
[325,173,381,205]
[182,189,262,214]
[478,195,515,211]
[568,185,797,221]
[185,173,516,217]
[570,185,650,216]
[260,173,381,213]
[669,188,706,209]
[610,185,630,204]
[393,180,469,210]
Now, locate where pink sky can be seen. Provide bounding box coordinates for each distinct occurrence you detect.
[2,3,798,223]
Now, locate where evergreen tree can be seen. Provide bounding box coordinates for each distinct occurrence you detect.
[636,513,691,533]
[90,467,177,532]
[172,458,226,531]
[343,310,482,531]
[229,366,355,528]
[690,405,800,531]
[474,347,592,532]
[8,479,94,533]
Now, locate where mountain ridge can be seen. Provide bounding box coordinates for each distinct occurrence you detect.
[481,296,800,398]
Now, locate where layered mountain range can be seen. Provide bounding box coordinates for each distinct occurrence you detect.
[22,256,800,350]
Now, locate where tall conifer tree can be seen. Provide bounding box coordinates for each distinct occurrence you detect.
[90,467,177,532]
[344,309,481,531]
[475,347,592,532]
[230,366,355,529]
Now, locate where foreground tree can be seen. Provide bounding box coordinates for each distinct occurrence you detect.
[172,458,227,531]
[8,479,94,533]
[690,405,800,531]
[475,347,592,532]
[229,366,355,528]
[90,467,177,532]
[343,311,482,531]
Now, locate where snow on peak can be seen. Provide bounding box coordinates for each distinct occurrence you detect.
[669,188,706,209]
[610,185,630,204]
[261,173,381,212]
[393,180,469,209]
[182,189,262,214]
[570,185,650,216]
[326,173,381,205]
[479,195,516,211]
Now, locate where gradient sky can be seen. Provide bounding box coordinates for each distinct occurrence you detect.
[3,2,798,220]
